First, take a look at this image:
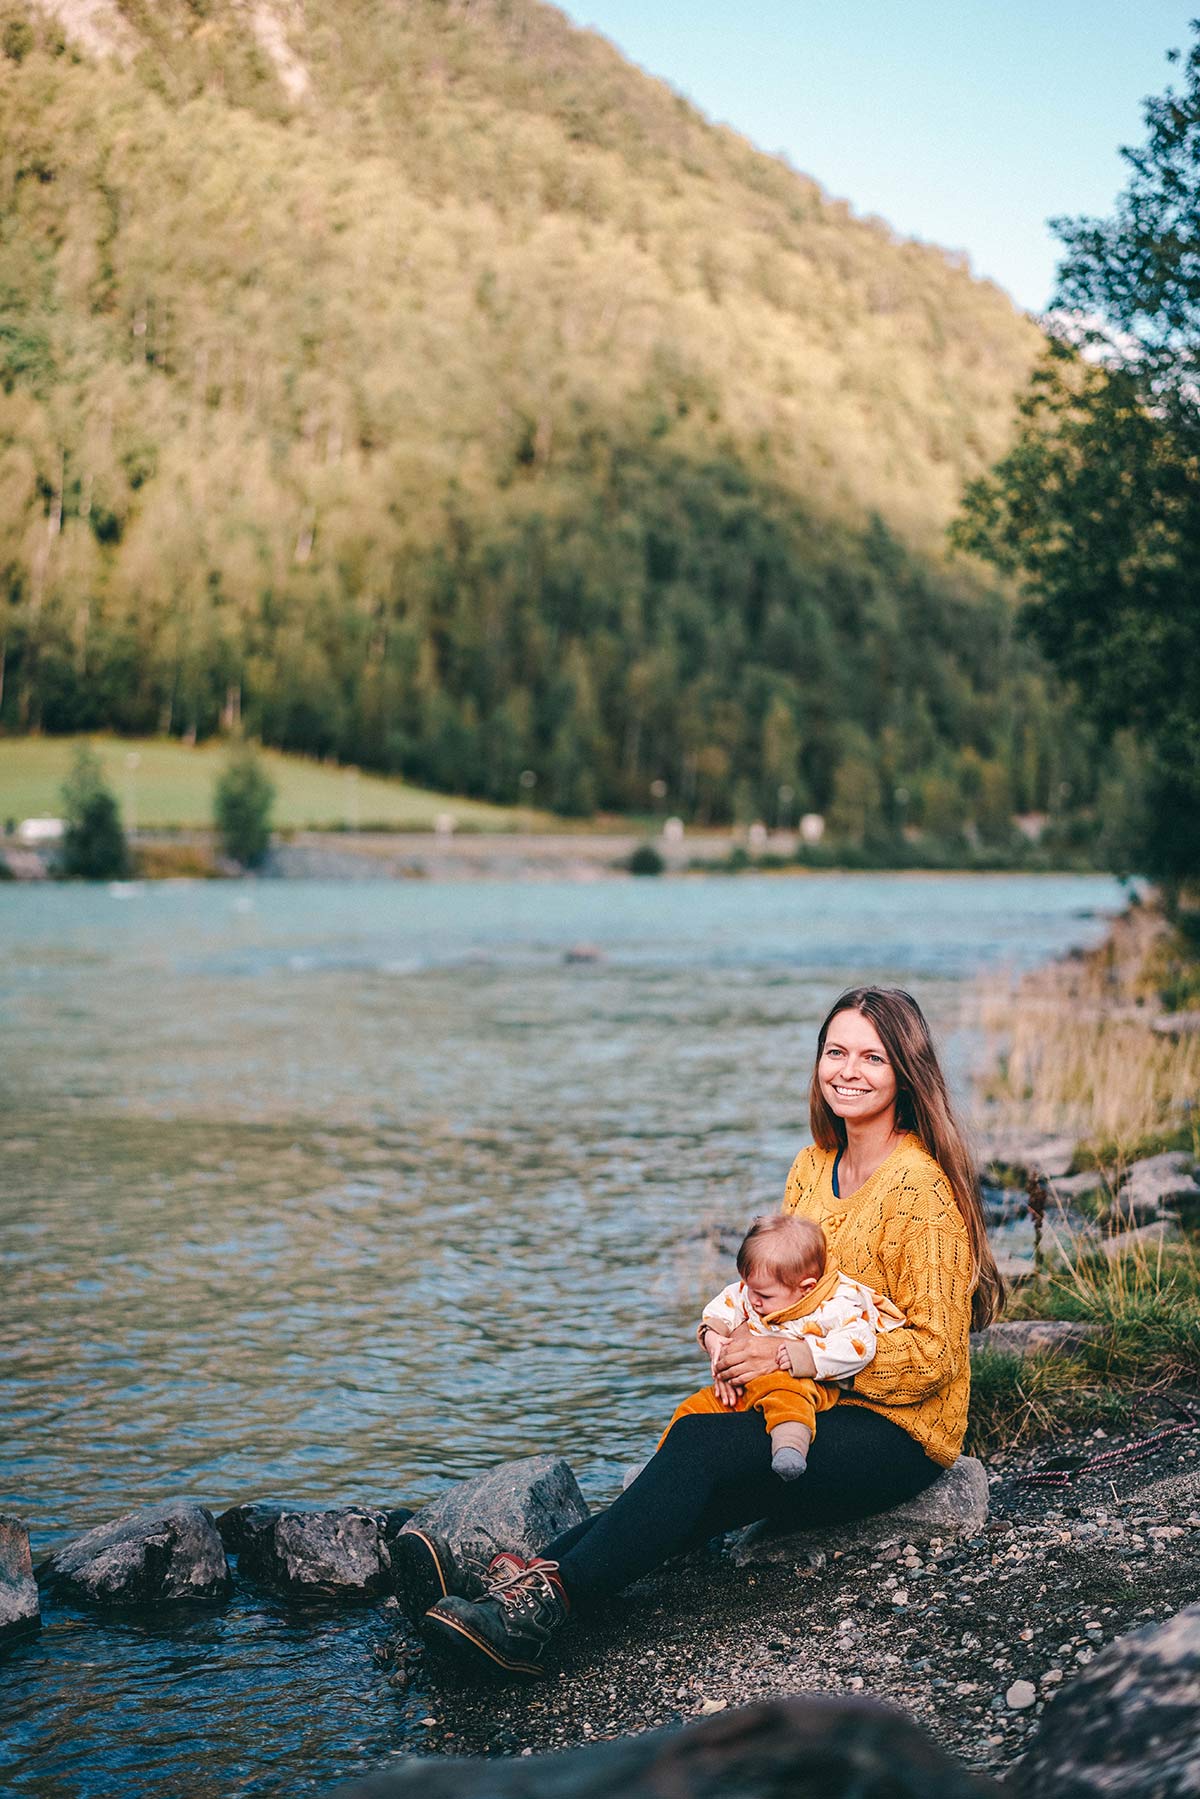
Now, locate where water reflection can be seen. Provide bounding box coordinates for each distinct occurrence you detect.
[0,874,1123,1793]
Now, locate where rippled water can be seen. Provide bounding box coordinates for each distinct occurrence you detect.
[0,873,1124,1794]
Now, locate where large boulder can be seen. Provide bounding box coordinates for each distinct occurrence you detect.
[1017,1601,1200,1799]
[1117,1152,1200,1224]
[404,1455,589,1566]
[728,1456,988,1568]
[235,1505,393,1598]
[334,1694,1001,1798]
[42,1501,230,1604]
[0,1515,40,1643]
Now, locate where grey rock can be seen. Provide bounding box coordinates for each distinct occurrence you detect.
[238,1506,392,1598]
[382,1507,415,1544]
[1019,1601,1200,1799]
[1101,1219,1182,1259]
[215,1499,287,1555]
[0,1515,40,1643]
[971,1320,1099,1358]
[334,1694,1002,1798]
[1118,1152,1200,1220]
[980,1133,1077,1180]
[405,1455,589,1566]
[728,1456,988,1567]
[43,1501,230,1604]
[1049,1170,1110,1204]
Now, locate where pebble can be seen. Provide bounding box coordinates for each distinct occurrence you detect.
[698,1698,727,1715]
[1006,1681,1037,1710]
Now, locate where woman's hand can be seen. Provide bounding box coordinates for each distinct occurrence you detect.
[713,1373,741,1409]
[713,1323,780,1385]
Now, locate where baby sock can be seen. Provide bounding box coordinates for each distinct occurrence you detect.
[770,1421,812,1480]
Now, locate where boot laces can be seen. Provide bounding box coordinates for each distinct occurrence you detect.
[487,1557,563,1622]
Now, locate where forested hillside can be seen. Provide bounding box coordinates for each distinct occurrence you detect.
[0,0,1095,830]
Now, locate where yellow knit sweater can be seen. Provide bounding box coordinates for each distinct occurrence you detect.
[782,1134,973,1468]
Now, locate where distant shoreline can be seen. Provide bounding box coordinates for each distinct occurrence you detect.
[0,826,1118,884]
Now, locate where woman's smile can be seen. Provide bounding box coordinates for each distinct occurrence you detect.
[818,1010,899,1121]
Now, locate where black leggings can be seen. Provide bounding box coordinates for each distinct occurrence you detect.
[543,1406,943,1609]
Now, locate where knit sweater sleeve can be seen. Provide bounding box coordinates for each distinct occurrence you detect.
[848,1178,973,1406]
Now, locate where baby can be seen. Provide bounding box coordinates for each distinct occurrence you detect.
[662,1212,905,1478]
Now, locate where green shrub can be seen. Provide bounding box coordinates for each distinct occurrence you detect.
[628,842,664,876]
[58,745,130,880]
[214,742,275,868]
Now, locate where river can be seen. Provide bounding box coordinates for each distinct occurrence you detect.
[0,872,1124,1795]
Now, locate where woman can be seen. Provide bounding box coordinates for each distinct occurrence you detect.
[399,985,1003,1678]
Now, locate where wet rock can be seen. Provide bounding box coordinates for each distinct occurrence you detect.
[1019,1601,1200,1799]
[0,1515,40,1643]
[43,1501,230,1604]
[215,1499,287,1555]
[971,1320,1098,1358]
[238,1505,392,1598]
[405,1455,589,1565]
[382,1507,415,1545]
[334,1694,1002,1798]
[728,1456,988,1567]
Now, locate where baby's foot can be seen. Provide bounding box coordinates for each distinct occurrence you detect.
[771,1446,808,1480]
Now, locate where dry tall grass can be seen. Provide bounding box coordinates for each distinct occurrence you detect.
[975,905,1200,1159]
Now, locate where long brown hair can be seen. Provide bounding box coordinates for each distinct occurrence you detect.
[808,986,1003,1331]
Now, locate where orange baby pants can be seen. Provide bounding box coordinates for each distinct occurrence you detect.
[659,1370,838,1448]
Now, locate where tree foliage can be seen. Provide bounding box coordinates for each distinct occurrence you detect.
[58,742,129,878]
[956,26,1200,886]
[0,0,1102,839]
[214,742,274,868]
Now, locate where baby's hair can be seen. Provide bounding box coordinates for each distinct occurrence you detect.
[736,1214,826,1288]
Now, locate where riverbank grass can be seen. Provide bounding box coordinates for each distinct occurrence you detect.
[977,902,1200,1157]
[970,1233,1200,1455]
[970,899,1200,1453]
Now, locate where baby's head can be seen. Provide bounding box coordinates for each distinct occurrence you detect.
[736,1213,826,1317]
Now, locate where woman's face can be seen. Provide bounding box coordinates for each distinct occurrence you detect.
[817,1008,898,1129]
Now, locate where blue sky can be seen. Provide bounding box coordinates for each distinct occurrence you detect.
[554,0,1195,313]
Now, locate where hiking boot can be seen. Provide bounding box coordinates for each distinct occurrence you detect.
[391,1526,526,1622]
[422,1556,569,1679]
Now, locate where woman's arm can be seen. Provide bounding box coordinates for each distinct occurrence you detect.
[716,1324,818,1384]
[849,1195,972,1404]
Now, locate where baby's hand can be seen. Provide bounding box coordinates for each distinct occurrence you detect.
[713,1373,742,1409]
[776,1343,793,1372]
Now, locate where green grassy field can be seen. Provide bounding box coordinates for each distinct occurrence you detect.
[0,736,542,832]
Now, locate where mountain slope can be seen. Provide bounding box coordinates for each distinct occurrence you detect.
[1,0,1088,830]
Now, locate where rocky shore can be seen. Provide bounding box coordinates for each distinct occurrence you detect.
[7,1404,1198,1793]
[370,1404,1200,1778]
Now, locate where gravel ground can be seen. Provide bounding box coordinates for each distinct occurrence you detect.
[377,1391,1200,1776]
